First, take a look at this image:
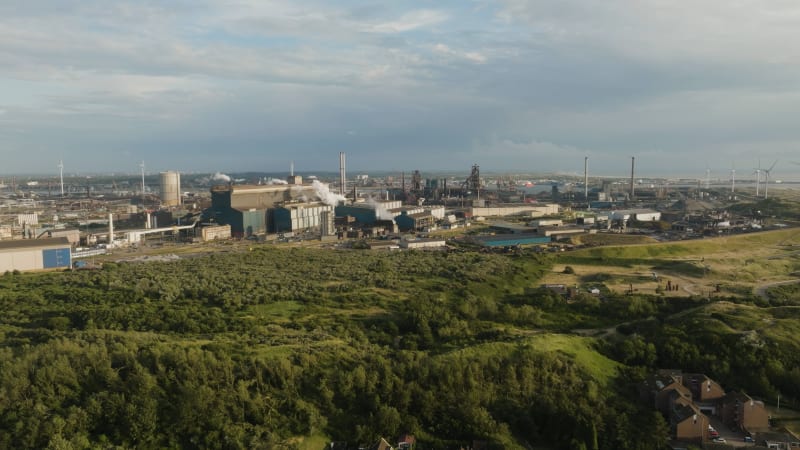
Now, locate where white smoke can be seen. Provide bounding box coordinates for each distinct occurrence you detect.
[291,184,309,203]
[212,172,231,183]
[312,180,346,206]
[365,196,394,220]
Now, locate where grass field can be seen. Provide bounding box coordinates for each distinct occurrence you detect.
[542,229,800,297]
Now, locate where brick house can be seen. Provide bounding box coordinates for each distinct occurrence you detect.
[720,392,770,434]
[672,402,709,442]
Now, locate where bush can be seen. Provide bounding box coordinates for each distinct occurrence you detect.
[563,266,575,274]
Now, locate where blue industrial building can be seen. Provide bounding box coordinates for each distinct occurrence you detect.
[335,205,380,225]
[0,237,72,272]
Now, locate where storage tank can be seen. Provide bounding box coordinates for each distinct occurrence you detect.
[160,171,181,206]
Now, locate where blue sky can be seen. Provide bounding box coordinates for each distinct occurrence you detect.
[2,0,800,179]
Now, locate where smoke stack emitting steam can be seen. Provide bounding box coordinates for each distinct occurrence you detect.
[365,197,394,220]
[313,180,346,207]
[212,172,231,183]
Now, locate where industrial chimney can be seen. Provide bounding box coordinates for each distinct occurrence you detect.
[584,156,589,209]
[339,152,346,196]
[108,213,114,246]
[630,156,635,200]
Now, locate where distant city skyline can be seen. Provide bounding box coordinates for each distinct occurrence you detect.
[2,1,800,179]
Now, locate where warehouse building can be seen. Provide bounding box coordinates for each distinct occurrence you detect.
[470,203,559,218]
[270,203,335,235]
[335,202,396,225]
[200,225,231,241]
[399,238,446,249]
[0,238,72,272]
[394,212,435,232]
[206,181,327,237]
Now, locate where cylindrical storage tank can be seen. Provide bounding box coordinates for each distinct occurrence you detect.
[160,171,181,206]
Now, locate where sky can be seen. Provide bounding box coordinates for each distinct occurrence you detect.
[2,0,800,179]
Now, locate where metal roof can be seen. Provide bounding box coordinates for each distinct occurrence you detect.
[0,237,71,251]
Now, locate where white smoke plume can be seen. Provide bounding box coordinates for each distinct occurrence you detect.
[212,172,231,183]
[291,184,309,202]
[365,196,394,220]
[312,180,346,206]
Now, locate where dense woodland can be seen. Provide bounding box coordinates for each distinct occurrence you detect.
[0,247,797,449]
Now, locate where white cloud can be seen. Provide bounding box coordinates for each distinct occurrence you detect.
[369,9,447,33]
[433,43,487,64]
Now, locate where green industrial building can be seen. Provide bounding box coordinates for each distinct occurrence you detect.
[206,182,332,237]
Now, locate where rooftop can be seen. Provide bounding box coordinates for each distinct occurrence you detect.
[0,237,71,251]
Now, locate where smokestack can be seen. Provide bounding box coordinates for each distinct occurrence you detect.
[338,152,346,196]
[59,160,64,198]
[584,156,589,209]
[630,156,635,200]
[108,213,114,246]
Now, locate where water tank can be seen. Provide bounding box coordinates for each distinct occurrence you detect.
[160,171,181,206]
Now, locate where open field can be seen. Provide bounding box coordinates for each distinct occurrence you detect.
[541,228,800,297]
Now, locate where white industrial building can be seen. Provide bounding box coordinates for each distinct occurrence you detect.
[471,204,560,218]
[201,225,232,241]
[610,209,661,222]
[399,238,447,249]
[0,238,72,272]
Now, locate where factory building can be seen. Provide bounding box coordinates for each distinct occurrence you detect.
[201,225,231,241]
[211,183,317,211]
[207,181,337,238]
[0,237,72,272]
[395,212,436,232]
[610,209,661,222]
[270,203,335,235]
[470,204,560,218]
[399,238,446,249]
[160,171,181,206]
[335,204,388,225]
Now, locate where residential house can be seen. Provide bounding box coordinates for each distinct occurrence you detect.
[361,438,394,450]
[672,403,709,442]
[397,434,415,450]
[683,373,725,415]
[640,371,692,416]
[720,392,770,434]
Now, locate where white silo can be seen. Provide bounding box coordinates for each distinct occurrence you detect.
[160,171,181,206]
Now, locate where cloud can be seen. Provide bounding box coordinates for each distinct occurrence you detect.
[433,43,487,64]
[369,9,448,33]
[0,0,799,178]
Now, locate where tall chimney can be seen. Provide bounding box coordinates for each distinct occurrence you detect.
[108,213,114,246]
[584,156,589,209]
[630,156,635,200]
[338,152,346,196]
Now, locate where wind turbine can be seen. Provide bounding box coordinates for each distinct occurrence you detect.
[753,160,761,198]
[763,160,777,199]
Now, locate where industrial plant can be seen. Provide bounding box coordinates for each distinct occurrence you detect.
[0,154,795,272]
